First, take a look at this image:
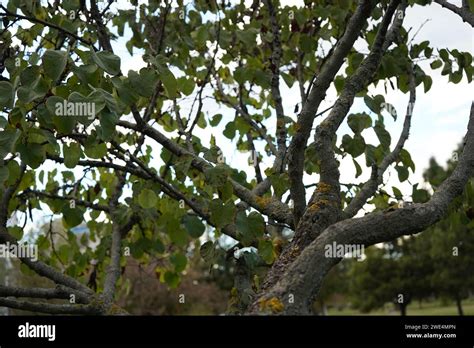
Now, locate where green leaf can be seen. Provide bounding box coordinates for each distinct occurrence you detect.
[430,60,442,69]
[374,123,391,149]
[348,113,372,134]
[6,160,20,185]
[8,226,23,240]
[353,158,362,178]
[98,109,118,141]
[204,164,229,188]
[281,72,294,88]
[399,149,415,172]
[42,50,68,81]
[170,253,187,273]
[63,143,81,168]
[423,75,433,93]
[392,186,403,200]
[364,94,385,114]
[223,121,236,139]
[381,103,397,121]
[269,173,289,197]
[236,211,265,246]
[181,215,205,238]
[395,165,409,182]
[0,81,14,109]
[111,77,139,106]
[365,144,376,166]
[164,271,180,288]
[169,227,188,247]
[91,50,121,75]
[62,206,84,228]
[209,199,236,228]
[17,76,49,103]
[200,241,216,263]
[178,77,195,96]
[341,134,365,158]
[258,239,275,264]
[412,185,430,203]
[156,65,177,99]
[84,142,107,159]
[236,28,258,46]
[128,68,158,97]
[17,143,45,169]
[210,114,222,127]
[449,71,462,84]
[138,188,157,209]
[0,129,20,159]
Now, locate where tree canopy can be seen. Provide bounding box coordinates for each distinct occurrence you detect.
[0,0,473,315]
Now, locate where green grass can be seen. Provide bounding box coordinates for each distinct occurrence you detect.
[327,298,474,316]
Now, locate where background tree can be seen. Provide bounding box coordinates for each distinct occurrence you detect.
[423,152,474,316]
[349,239,433,316]
[0,0,472,315]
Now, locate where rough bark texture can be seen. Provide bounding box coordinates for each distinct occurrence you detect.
[249,103,474,314]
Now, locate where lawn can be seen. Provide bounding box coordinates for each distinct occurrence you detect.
[327,298,474,316]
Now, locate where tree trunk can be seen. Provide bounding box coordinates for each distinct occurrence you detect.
[400,303,407,316]
[455,297,464,316]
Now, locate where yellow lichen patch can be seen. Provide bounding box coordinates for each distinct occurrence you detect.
[319,119,331,128]
[316,182,332,194]
[289,245,301,259]
[107,304,128,315]
[256,196,272,208]
[259,296,284,314]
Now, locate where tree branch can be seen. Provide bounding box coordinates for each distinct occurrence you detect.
[117,120,294,227]
[250,102,474,314]
[21,189,110,212]
[102,173,127,306]
[0,297,99,315]
[434,0,474,27]
[0,284,90,304]
[264,0,287,172]
[344,62,415,218]
[0,5,96,49]
[287,0,375,223]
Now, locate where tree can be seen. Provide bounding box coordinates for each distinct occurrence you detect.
[422,154,474,316]
[350,153,474,316]
[0,0,473,315]
[349,239,433,316]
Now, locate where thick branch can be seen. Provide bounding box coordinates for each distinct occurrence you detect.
[0,284,90,304]
[250,102,474,314]
[287,0,375,223]
[0,297,98,315]
[434,0,474,27]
